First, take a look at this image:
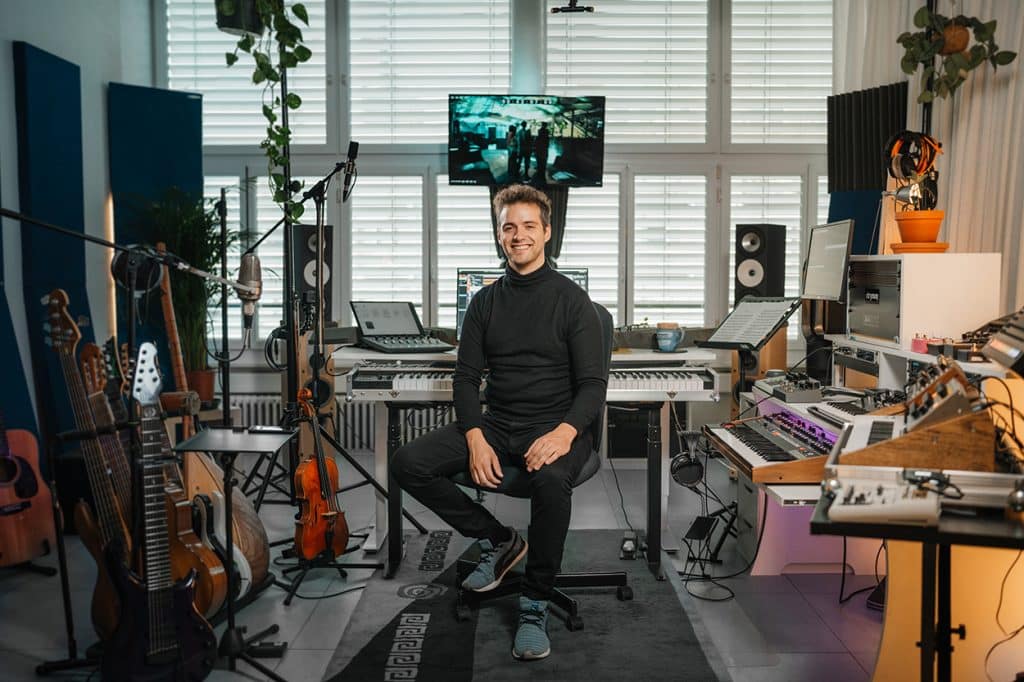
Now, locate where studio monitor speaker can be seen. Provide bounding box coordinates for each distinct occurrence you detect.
[291,224,333,320]
[734,223,786,304]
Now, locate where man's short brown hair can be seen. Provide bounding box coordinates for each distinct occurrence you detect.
[492,184,551,226]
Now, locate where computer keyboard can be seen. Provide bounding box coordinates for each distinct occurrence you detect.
[357,334,455,354]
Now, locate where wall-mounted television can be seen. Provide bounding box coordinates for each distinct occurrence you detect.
[448,94,605,187]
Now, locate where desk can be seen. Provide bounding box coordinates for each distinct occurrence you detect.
[332,346,720,579]
[812,497,1024,682]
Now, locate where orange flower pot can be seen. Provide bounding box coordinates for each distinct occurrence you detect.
[895,209,944,243]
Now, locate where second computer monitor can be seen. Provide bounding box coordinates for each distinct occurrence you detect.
[456,267,589,339]
[801,219,854,302]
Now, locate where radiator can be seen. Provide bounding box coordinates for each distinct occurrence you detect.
[228,394,454,453]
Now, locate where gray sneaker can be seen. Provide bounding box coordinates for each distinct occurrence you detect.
[512,596,550,660]
[460,528,527,592]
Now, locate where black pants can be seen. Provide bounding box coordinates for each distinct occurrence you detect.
[391,414,590,600]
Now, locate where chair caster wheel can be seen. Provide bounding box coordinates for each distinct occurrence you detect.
[455,604,472,622]
[616,586,633,601]
[566,615,584,631]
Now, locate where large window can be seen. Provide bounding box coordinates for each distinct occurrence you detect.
[165,0,327,145]
[547,0,709,144]
[349,0,510,143]
[163,0,832,342]
[633,175,707,326]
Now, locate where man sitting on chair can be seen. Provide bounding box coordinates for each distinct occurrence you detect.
[391,184,606,661]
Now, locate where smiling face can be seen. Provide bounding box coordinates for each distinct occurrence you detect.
[497,201,551,275]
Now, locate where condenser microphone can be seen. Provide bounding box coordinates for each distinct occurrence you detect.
[342,140,359,200]
[238,251,262,329]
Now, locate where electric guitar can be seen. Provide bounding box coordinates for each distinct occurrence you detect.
[0,411,55,567]
[101,342,216,681]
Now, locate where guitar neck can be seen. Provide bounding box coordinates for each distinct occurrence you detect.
[56,351,130,553]
[139,404,178,657]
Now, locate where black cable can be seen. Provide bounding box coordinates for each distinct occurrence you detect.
[984,550,1024,681]
[837,539,883,604]
[606,454,637,540]
[788,345,835,373]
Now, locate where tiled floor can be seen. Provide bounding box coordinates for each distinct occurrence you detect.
[0,451,882,681]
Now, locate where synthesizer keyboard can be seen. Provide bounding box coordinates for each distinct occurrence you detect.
[345,360,719,403]
[704,407,838,477]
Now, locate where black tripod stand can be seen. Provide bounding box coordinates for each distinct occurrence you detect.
[175,427,296,681]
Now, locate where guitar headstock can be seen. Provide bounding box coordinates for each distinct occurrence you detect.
[80,343,106,394]
[102,337,128,396]
[42,289,80,355]
[130,342,163,407]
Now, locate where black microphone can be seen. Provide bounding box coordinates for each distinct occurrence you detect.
[238,252,262,329]
[342,140,359,199]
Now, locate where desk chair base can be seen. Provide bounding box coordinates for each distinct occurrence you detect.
[454,559,632,631]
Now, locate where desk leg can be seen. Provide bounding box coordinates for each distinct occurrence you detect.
[385,405,403,579]
[365,407,389,554]
[936,544,952,682]
[646,403,665,580]
[919,542,937,682]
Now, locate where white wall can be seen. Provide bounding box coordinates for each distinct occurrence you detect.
[0,0,153,422]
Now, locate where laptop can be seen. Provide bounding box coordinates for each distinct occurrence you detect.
[349,301,455,354]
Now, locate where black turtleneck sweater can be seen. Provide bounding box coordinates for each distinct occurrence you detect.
[453,262,606,436]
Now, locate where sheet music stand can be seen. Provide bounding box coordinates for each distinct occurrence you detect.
[698,297,800,394]
[175,426,296,682]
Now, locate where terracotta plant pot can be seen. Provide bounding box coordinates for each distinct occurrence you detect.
[940,24,970,55]
[894,209,944,243]
[187,369,217,403]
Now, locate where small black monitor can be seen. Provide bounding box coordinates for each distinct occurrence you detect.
[801,219,854,302]
[456,268,588,340]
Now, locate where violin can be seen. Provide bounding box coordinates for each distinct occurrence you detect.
[293,388,349,560]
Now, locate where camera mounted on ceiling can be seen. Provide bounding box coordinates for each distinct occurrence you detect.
[551,0,595,13]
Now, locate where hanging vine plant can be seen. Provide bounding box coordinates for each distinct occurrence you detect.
[898,5,1017,104]
[218,0,312,222]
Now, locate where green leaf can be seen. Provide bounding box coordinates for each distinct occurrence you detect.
[913,6,931,28]
[944,59,958,77]
[294,45,312,62]
[273,189,286,204]
[292,3,309,25]
[282,51,298,69]
[290,203,305,221]
[950,52,968,69]
[285,92,302,109]
[919,90,934,103]
[262,104,277,122]
[225,51,238,66]
[271,172,284,186]
[994,50,1017,66]
[936,79,949,98]
[901,56,918,75]
[253,69,266,85]
[239,34,254,51]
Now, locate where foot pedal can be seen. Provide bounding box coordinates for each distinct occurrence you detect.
[619,531,638,560]
[866,577,886,611]
[249,642,288,658]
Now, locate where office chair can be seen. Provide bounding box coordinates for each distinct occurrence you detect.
[451,302,633,631]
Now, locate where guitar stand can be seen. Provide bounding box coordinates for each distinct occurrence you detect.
[174,427,297,682]
[274,543,373,606]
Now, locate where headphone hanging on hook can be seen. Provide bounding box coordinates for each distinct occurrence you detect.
[670,431,705,488]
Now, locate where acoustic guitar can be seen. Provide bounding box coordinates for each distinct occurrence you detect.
[44,289,131,641]
[155,245,270,589]
[0,411,55,567]
[101,342,216,681]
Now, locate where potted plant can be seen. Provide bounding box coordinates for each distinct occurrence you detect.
[898,5,1017,103]
[130,187,238,400]
[221,0,312,222]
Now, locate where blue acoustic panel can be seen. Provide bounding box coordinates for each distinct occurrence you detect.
[13,42,94,443]
[828,190,884,255]
[107,83,203,382]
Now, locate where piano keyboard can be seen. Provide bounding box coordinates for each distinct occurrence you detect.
[345,361,719,403]
[704,408,837,475]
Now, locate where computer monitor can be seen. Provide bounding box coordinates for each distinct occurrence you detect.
[801,219,854,302]
[456,267,589,340]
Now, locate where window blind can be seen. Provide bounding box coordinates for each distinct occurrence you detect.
[166,0,327,146]
[634,175,707,326]
[349,177,425,319]
[436,179,503,328]
[729,175,803,340]
[558,175,621,324]
[730,0,832,144]
[349,0,510,143]
[546,0,709,144]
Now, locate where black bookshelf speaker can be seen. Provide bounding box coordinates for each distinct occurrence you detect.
[291,224,333,319]
[734,223,786,304]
